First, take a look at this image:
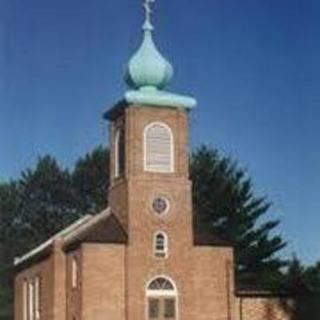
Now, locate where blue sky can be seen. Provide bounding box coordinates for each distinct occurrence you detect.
[0,0,319,264]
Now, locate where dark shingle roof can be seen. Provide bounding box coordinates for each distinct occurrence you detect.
[193,232,233,247]
[63,213,127,252]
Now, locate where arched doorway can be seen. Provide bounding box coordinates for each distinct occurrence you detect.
[146,276,177,320]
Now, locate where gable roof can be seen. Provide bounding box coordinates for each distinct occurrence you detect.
[194,232,233,247]
[14,214,93,266]
[14,208,127,269]
[14,205,232,271]
[63,211,127,251]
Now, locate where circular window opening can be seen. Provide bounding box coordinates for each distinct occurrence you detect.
[152,197,170,215]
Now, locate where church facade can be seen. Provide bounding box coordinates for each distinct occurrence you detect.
[14,2,293,320]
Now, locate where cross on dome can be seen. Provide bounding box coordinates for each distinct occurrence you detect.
[125,0,173,91]
[143,0,155,29]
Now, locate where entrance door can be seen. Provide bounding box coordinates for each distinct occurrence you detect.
[148,297,176,320]
[147,277,177,320]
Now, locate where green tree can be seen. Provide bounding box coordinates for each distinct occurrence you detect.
[72,146,109,214]
[301,261,320,319]
[282,258,320,320]
[282,256,308,294]
[0,183,21,320]
[190,145,287,288]
[13,156,77,254]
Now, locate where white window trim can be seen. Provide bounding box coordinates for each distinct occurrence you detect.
[34,276,40,320]
[151,196,171,217]
[143,122,174,173]
[28,281,34,320]
[23,280,28,320]
[153,232,169,259]
[114,128,121,178]
[71,257,78,289]
[145,276,178,320]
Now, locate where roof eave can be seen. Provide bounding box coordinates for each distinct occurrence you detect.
[14,214,93,267]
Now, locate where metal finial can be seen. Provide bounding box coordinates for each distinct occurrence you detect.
[143,0,155,30]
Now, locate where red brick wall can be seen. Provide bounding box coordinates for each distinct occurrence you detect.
[52,242,67,320]
[80,244,126,320]
[109,106,190,228]
[236,296,294,320]
[15,255,54,320]
[15,241,69,320]
[190,247,235,320]
[108,105,236,320]
[66,249,82,320]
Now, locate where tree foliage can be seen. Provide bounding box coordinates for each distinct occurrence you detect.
[190,145,287,288]
[282,257,320,320]
[72,146,109,214]
[0,183,20,320]
[15,156,77,253]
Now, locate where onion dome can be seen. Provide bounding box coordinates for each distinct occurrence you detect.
[126,21,173,90]
[124,1,197,109]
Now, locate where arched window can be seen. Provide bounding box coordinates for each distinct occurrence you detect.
[114,127,125,178]
[153,232,168,259]
[146,277,177,320]
[144,122,174,173]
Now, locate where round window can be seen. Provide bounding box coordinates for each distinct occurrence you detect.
[152,197,170,215]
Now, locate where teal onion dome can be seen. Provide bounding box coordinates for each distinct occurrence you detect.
[124,14,197,109]
[126,22,173,90]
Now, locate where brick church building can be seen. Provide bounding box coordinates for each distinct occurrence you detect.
[14,2,293,320]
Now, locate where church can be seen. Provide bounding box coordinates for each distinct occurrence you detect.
[14,2,293,320]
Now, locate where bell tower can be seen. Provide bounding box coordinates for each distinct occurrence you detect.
[104,2,199,318]
[105,0,196,231]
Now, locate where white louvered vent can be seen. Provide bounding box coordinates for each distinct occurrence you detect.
[144,122,174,173]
